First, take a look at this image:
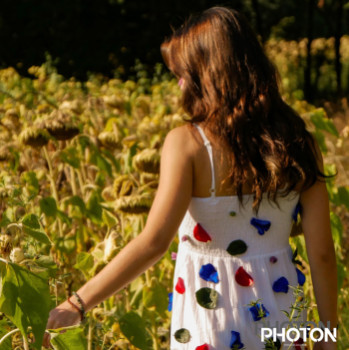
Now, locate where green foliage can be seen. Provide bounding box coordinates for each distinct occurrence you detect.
[118,312,153,349]
[0,319,12,349]
[40,196,58,217]
[21,171,40,199]
[142,281,168,316]
[60,147,81,168]
[289,99,349,348]
[310,109,339,137]
[0,260,51,350]
[0,61,347,349]
[21,213,52,246]
[74,252,94,278]
[86,190,103,224]
[49,326,87,350]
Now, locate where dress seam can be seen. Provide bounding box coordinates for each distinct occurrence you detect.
[177,243,292,261]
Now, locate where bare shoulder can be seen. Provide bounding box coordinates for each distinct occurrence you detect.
[162,123,201,157]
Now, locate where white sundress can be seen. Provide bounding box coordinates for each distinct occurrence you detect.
[168,123,307,350]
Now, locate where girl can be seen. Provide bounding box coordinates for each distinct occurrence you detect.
[43,7,337,350]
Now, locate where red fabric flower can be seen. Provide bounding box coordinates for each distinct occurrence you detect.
[294,338,304,350]
[175,277,185,294]
[196,344,209,350]
[235,266,254,286]
[193,223,212,242]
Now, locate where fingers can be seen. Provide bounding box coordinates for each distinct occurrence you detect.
[42,331,53,349]
[43,312,56,349]
[42,302,83,348]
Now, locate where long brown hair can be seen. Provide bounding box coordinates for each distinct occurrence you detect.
[161,6,326,211]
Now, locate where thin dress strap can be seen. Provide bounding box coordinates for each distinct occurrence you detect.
[193,123,216,197]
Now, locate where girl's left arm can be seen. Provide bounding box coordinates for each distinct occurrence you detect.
[300,142,338,350]
[43,126,194,346]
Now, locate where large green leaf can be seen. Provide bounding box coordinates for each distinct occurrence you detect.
[0,260,51,350]
[118,311,152,350]
[310,109,339,137]
[337,262,346,291]
[50,326,87,350]
[57,210,72,226]
[103,149,121,173]
[86,191,103,223]
[142,282,168,315]
[65,195,87,215]
[290,235,308,264]
[312,130,327,154]
[102,208,118,228]
[33,255,58,278]
[40,196,58,217]
[20,171,39,199]
[60,147,81,169]
[89,148,112,176]
[0,210,11,228]
[21,213,52,246]
[0,318,12,350]
[73,252,94,273]
[330,212,343,249]
[337,186,349,210]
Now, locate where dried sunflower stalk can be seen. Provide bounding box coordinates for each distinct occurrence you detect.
[98,131,120,149]
[19,127,50,147]
[132,148,160,174]
[115,192,153,214]
[39,110,79,141]
[113,175,136,197]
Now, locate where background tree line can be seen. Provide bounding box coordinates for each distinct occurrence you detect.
[0,0,348,100]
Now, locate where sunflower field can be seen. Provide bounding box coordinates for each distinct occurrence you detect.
[0,37,348,350]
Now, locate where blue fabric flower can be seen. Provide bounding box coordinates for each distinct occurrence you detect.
[248,303,270,321]
[250,218,271,235]
[168,292,173,311]
[199,263,219,283]
[272,277,289,293]
[230,331,244,349]
[296,268,306,286]
[292,202,301,222]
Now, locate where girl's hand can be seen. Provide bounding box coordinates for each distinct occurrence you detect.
[42,300,81,348]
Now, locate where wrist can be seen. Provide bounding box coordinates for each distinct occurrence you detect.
[66,298,81,316]
[67,292,86,322]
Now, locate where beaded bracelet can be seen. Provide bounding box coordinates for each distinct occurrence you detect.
[67,291,86,322]
[67,297,83,321]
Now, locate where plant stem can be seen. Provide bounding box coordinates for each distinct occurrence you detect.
[70,166,77,196]
[145,270,151,287]
[150,314,160,350]
[0,328,20,345]
[43,145,63,237]
[23,334,29,350]
[139,216,159,350]
[101,332,107,350]
[55,278,59,305]
[124,289,130,312]
[285,287,305,350]
[43,146,59,202]
[76,168,85,197]
[87,315,93,350]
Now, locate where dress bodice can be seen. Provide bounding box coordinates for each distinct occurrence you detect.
[178,123,300,259]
